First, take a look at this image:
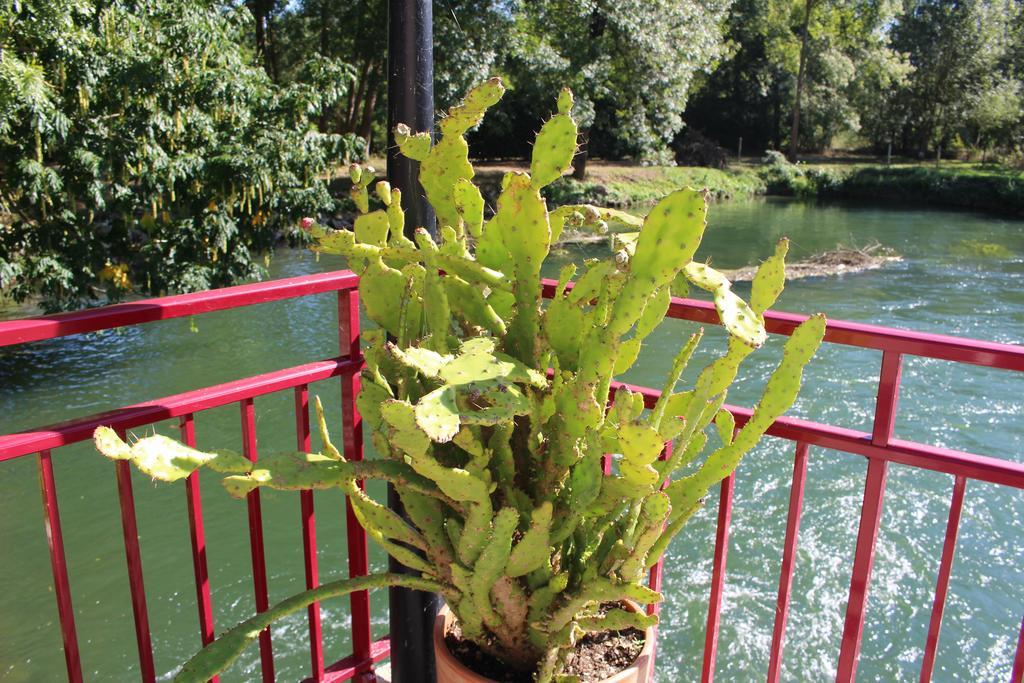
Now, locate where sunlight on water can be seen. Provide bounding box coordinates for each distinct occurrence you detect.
[1,198,1022,681]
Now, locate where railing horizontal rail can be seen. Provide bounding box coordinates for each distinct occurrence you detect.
[3,270,1022,683]
[0,355,363,461]
[611,379,1024,490]
[543,279,1024,371]
[0,271,360,348]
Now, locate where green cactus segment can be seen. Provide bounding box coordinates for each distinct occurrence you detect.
[414,230,452,351]
[453,178,486,239]
[565,454,602,511]
[244,457,443,504]
[446,517,464,551]
[459,500,494,566]
[751,238,789,315]
[414,386,461,442]
[375,181,393,206]
[550,205,641,244]
[547,578,662,633]
[387,189,406,237]
[531,88,578,189]
[397,490,453,565]
[506,502,554,577]
[394,123,431,161]
[390,345,451,379]
[715,409,736,446]
[355,379,392,429]
[444,275,507,336]
[354,211,390,247]
[636,286,672,340]
[360,259,410,338]
[619,493,671,580]
[93,427,251,482]
[490,173,552,365]
[344,477,428,551]
[651,330,703,430]
[418,78,505,230]
[613,338,642,375]
[608,189,707,337]
[446,76,506,131]
[543,264,586,368]
[618,423,665,466]
[471,507,520,624]
[380,400,430,458]
[408,452,491,504]
[684,262,766,348]
[220,451,344,498]
[667,314,826,518]
[313,395,345,460]
[576,609,658,634]
[567,260,611,305]
[172,573,443,683]
[440,338,547,388]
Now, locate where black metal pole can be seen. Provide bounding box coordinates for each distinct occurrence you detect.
[386,2,439,682]
[388,0,436,237]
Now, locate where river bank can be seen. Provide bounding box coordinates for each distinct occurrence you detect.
[467,158,1024,217]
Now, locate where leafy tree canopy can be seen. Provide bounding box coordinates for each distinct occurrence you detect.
[0,0,359,310]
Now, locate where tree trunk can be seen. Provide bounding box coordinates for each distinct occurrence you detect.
[265,14,280,82]
[571,129,590,180]
[318,0,330,131]
[358,68,382,156]
[788,0,814,162]
[247,1,276,80]
[346,58,374,132]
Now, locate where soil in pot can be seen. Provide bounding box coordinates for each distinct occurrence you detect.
[444,616,645,682]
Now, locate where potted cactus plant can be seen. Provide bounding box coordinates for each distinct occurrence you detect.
[94,78,825,682]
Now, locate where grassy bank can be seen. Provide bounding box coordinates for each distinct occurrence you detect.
[364,156,1024,216]
[824,166,1024,215]
[471,162,765,207]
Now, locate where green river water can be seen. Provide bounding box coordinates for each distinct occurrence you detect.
[1,197,1022,681]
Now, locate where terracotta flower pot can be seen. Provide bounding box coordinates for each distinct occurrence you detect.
[433,601,655,683]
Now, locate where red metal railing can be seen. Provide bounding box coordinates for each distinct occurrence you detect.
[2,271,1023,683]
[0,271,376,683]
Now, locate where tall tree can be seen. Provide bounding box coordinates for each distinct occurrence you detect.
[483,0,730,177]
[0,0,359,310]
[889,0,1017,154]
[789,0,814,159]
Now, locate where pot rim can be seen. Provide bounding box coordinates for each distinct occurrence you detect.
[433,599,655,683]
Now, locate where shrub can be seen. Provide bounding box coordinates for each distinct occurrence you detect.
[0,0,360,311]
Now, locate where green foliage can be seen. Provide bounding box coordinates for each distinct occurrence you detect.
[758,152,844,196]
[94,81,825,682]
[835,165,1024,214]
[0,0,360,310]
[470,0,731,167]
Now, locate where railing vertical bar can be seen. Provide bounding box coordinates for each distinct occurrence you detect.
[919,475,967,682]
[339,289,373,671]
[836,459,889,682]
[180,414,218,683]
[37,450,84,683]
[113,428,157,683]
[766,442,811,683]
[1009,614,1024,683]
[871,351,903,446]
[701,472,736,683]
[241,399,275,682]
[296,385,325,681]
[836,351,901,682]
